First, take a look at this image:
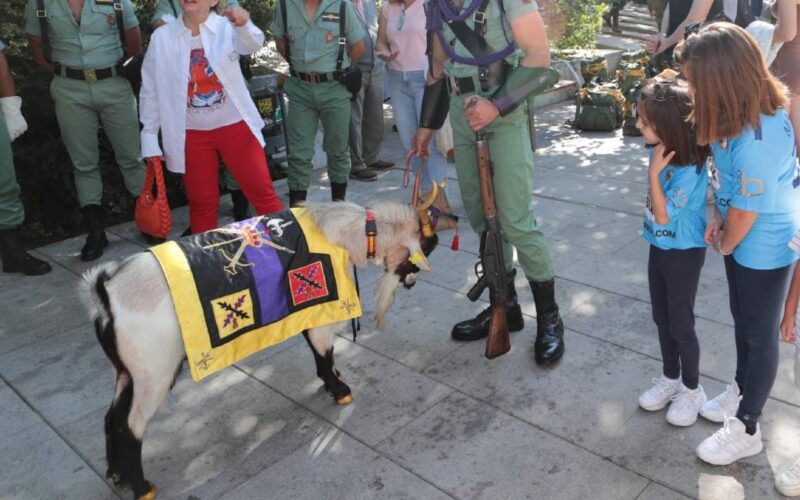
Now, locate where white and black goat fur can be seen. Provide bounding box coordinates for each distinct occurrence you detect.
[80,201,437,500]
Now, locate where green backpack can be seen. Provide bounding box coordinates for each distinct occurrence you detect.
[571,84,625,132]
[622,82,645,137]
[580,55,609,86]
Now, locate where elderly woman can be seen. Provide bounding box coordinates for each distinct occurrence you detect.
[676,23,800,466]
[140,0,282,233]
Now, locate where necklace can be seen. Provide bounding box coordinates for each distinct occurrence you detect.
[397,6,406,31]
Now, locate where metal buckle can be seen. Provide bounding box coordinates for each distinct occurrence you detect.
[83,69,97,82]
[338,37,346,46]
[113,2,124,10]
[446,76,459,96]
[36,9,47,18]
[306,73,319,83]
[473,11,486,24]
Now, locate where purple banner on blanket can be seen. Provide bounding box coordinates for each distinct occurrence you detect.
[241,220,290,325]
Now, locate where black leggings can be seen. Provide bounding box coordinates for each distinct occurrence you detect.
[648,246,706,389]
[725,256,792,426]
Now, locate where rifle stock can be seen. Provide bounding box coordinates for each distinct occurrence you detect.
[475,129,511,359]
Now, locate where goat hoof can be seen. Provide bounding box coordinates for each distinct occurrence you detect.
[335,394,353,405]
[137,484,157,500]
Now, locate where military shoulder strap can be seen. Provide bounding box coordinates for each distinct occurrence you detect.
[445,0,494,59]
[336,0,347,71]
[280,0,293,71]
[112,0,130,59]
[168,0,177,17]
[35,0,52,63]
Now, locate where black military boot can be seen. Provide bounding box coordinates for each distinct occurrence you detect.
[289,190,307,208]
[0,228,51,276]
[81,204,109,262]
[331,182,347,202]
[530,279,565,365]
[230,189,250,221]
[451,271,525,341]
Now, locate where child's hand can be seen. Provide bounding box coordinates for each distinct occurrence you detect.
[649,143,675,177]
[704,219,720,246]
[781,312,797,344]
[224,7,251,27]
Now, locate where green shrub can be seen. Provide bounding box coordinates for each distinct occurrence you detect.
[551,0,606,51]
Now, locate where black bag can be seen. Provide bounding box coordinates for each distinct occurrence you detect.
[336,66,362,100]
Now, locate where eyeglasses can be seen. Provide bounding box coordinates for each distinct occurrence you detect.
[684,22,702,39]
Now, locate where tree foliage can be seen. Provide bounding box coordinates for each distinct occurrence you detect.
[550,0,606,51]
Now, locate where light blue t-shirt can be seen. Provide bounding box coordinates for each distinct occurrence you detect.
[710,110,800,270]
[643,153,708,250]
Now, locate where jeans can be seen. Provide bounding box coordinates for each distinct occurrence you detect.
[725,255,792,426]
[349,64,385,171]
[387,68,447,189]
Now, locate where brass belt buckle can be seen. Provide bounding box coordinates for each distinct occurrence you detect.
[310,73,320,83]
[83,69,97,82]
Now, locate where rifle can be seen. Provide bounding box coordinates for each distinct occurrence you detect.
[466,123,511,359]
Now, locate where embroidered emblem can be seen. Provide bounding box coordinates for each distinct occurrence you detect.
[325,30,334,42]
[289,261,329,305]
[196,352,214,371]
[669,187,688,209]
[212,290,255,338]
[739,170,764,198]
[203,217,295,276]
[107,14,116,25]
[340,299,357,314]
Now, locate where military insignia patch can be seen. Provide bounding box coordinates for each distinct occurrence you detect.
[325,30,334,42]
[96,0,114,4]
[321,12,340,22]
[107,14,116,25]
[212,290,256,339]
[289,261,329,305]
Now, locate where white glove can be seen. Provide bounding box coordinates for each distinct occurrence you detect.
[0,96,28,142]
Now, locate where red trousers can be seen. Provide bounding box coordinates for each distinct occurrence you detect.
[184,121,283,233]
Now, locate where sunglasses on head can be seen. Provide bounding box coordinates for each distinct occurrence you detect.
[684,22,702,39]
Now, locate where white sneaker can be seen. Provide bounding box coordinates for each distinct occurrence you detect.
[666,384,707,426]
[776,457,800,497]
[639,376,682,411]
[700,380,741,423]
[696,417,763,465]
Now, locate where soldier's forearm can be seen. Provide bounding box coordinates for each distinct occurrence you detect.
[125,27,143,58]
[275,38,287,60]
[348,40,366,66]
[0,53,15,97]
[28,38,54,73]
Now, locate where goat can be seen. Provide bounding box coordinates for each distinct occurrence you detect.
[80,201,438,500]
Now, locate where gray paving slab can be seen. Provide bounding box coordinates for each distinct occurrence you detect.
[423,328,663,451]
[0,323,111,429]
[533,167,646,215]
[0,379,43,438]
[238,336,454,446]
[0,422,115,500]
[0,263,89,355]
[221,429,452,500]
[35,232,145,279]
[637,482,693,500]
[62,367,332,499]
[376,392,650,499]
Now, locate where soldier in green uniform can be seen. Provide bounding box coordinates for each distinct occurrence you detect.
[25,0,145,261]
[413,0,566,365]
[0,40,52,276]
[271,0,367,206]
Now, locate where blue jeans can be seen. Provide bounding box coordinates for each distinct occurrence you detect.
[387,68,448,189]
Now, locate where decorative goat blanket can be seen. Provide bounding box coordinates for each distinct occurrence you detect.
[150,208,362,381]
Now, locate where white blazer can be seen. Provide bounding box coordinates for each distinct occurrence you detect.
[139,13,266,174]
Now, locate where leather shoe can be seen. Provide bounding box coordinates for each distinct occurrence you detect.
[530,279,565,365]
[81,230,109,261]
[0,228,52,276]
[451,303,524,341]
[368,160,394,170]
[349,169,377,181]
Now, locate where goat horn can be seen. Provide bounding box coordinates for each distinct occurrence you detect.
[416,180,439,238]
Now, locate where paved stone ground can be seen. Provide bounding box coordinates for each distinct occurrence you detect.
[2,102,800,500]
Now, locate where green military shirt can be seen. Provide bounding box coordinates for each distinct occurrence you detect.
[24,0,139,69]
[151,0,240,25]
[439,0,538,77]
[270,0,367,73]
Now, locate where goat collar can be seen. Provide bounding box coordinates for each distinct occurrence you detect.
[365,209,377,259]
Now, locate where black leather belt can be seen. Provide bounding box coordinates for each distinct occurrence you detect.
[291,70,337,83]
[446,75,478,96]
[54,63,117,82]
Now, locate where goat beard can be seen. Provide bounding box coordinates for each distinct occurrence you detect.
[374,271,401,330]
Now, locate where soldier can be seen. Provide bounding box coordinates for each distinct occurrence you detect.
[271,0,367,206]
[412,0,566,365]
[0,40,52,276]
[25,0,146,261]
[347,0,393,182]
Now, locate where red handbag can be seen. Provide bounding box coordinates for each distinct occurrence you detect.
[135,157,172,239]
